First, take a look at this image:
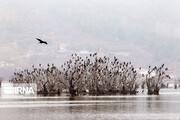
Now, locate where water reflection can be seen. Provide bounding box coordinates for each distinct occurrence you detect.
[0,89,180,120]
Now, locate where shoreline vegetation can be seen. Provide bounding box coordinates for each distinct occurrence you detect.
[10,53,170,96]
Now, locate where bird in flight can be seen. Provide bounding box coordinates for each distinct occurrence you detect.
[36,38,48,45]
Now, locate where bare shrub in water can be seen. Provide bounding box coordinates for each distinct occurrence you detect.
[11,53,168,96]
[11,64,65,95]
[58,53,140,96]
[145,64,170,95]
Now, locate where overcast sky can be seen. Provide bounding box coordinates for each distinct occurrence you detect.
[0,0,180,79]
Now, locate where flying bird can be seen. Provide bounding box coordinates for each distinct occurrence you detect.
[36,38,48,45]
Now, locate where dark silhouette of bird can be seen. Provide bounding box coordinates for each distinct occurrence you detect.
[36,38,48,45]
[93,53,97,57]
[142,89,144,93]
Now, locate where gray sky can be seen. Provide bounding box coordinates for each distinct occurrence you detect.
[0,0,180,79]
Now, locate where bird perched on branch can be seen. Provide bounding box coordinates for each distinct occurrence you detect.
[93,53,97,57]
[36,38,48,45]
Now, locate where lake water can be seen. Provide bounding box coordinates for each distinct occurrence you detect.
[0,88,180,120]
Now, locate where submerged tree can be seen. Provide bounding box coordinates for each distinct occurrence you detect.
[145,64,170,95]
[11,64,65,95]
[61,54,141,95]
[61,54,89,96]
[10,53,170,96]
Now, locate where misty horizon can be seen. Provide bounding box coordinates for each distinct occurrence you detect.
[0,0,180,79]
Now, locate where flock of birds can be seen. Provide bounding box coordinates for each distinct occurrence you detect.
[11,53,141,96]
[10,38,170,96]
[145,64,170,95]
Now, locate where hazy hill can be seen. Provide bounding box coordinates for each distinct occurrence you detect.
[0,0,180,79]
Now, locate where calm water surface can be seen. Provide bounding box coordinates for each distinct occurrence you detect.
[0,89,180,120]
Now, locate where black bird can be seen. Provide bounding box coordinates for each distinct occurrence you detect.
[93,53,97,57]
[36,38,48,45]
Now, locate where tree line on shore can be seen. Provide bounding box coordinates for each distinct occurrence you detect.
[10,53,170,96]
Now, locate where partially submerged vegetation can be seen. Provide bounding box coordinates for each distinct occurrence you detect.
[10,53,170,96]
[145,65,170,95]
